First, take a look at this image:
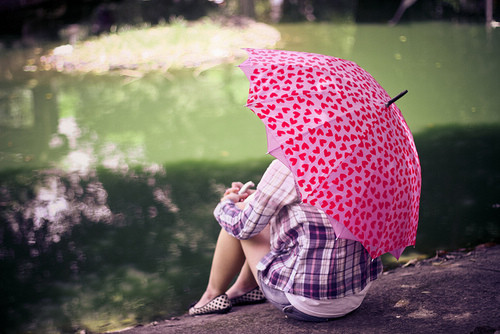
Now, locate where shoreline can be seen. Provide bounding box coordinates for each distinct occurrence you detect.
[111,243,500,334]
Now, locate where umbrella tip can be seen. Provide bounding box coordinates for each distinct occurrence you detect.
[385,90,408,108]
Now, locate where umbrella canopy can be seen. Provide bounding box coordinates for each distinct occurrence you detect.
[239,48,421,259]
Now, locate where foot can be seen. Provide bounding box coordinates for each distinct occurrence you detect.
[225,283,259,300]
[193,290,221,309]
[229,286,266,306]
[188,294,232,316]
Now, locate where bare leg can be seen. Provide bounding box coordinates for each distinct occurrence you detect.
[194,224,271,307]
[225,261,258,299]
[240,224,271,283]
[194,229,245,308]
[226,222,270,298]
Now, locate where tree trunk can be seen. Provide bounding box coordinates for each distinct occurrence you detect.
[269,0,284,23]
[239,0,255,18]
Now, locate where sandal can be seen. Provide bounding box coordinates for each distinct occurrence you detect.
[230,287,266,306]
[188,294,232,316]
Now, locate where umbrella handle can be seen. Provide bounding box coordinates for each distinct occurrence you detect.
[238,181,255,194]
[385,90,408,108]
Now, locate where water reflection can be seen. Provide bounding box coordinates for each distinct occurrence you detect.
[2,121,500,332]
[2,23,499,174]
[0,80,60,168]
[0,87,34,128]
[415,125,500,252]
[2,171,111,249]
[0,158,271,332]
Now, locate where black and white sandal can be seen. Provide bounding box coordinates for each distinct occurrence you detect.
[230,287,266,306]
[188,294,232,316]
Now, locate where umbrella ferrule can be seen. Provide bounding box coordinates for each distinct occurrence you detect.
[385,90,408,108]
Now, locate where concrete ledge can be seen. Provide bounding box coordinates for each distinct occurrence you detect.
[114,245,500,334]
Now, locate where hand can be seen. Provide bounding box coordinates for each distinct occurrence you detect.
[221,182,251,203]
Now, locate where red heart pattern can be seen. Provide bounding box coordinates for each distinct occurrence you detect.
[239,48,421,259]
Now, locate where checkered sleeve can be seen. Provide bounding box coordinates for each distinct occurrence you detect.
[214,160,299,240]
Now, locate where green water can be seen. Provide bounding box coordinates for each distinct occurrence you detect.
[0,22,499,333]
[2,23,499,169]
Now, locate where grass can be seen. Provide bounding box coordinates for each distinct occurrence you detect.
[38,17,281,75]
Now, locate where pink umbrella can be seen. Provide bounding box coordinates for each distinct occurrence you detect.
[239,48,421,259]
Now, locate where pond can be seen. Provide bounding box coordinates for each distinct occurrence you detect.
[1,22,499,333]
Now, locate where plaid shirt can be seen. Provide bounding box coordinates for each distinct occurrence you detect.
[214,160,383,300]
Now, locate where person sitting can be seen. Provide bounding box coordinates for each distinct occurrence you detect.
[189,159,382,321]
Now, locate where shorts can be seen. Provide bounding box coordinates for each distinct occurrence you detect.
[258,275,331,322]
